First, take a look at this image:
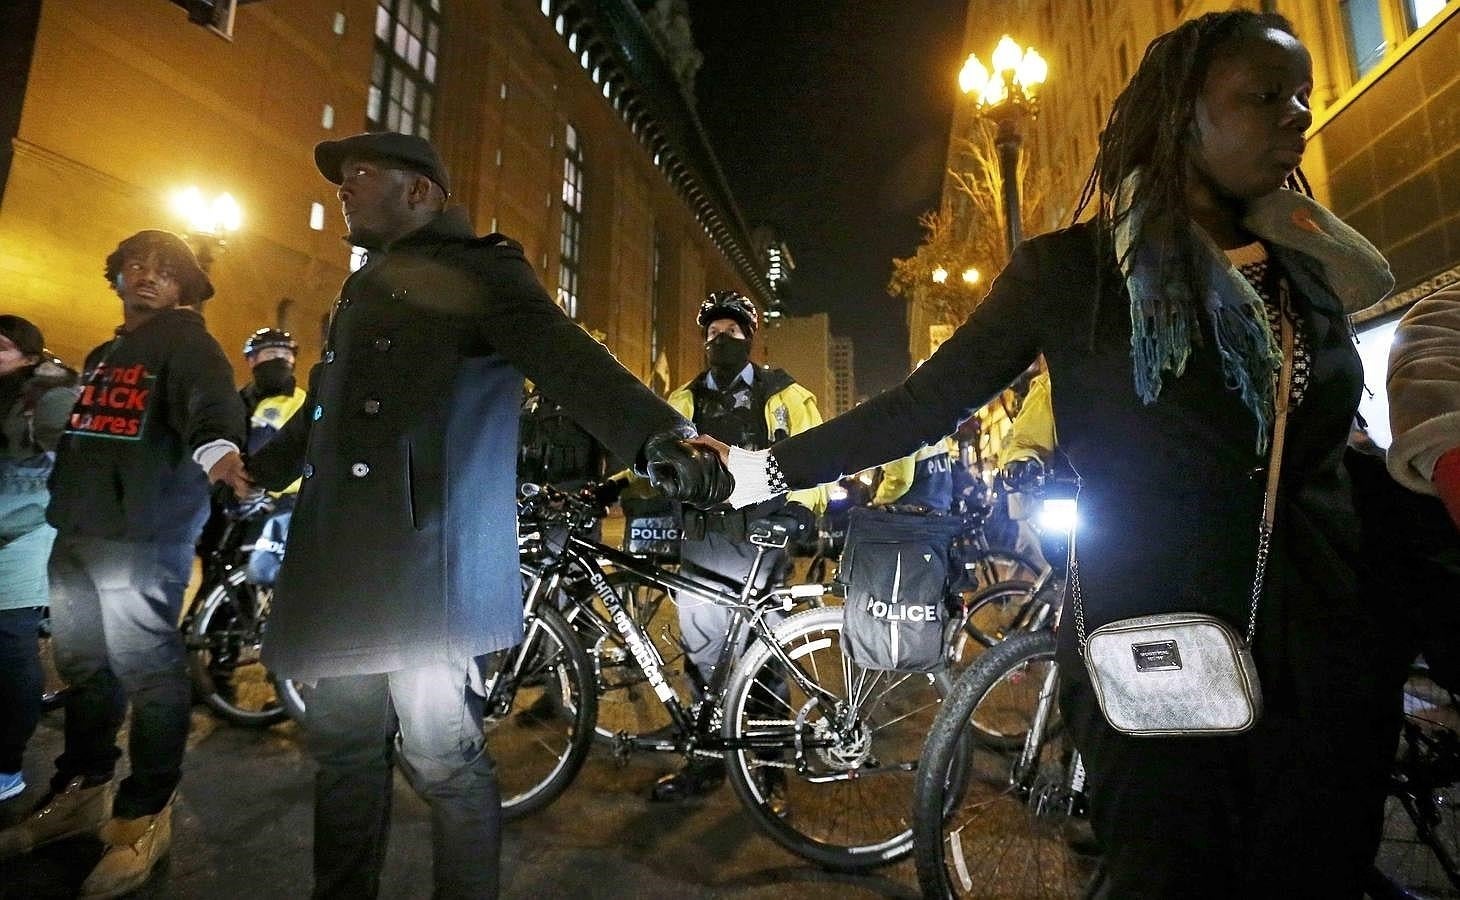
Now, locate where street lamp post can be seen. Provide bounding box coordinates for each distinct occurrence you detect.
[171,186,242,275]
[958,36,1047,256]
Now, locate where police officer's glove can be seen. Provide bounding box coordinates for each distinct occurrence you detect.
[591,476,628,509]
[773,501,816,539]
[643,431,735,507]
[1001,457,1045,493]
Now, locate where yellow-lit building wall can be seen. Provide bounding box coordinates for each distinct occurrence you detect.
[0,0,756,393]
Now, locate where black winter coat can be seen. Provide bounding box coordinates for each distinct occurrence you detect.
[250,209,685,679]
[776,223,1383,709]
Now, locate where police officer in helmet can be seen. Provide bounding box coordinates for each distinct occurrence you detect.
[651,290,826,801]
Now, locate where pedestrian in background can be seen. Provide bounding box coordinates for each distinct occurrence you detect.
[1388,287,1460,531]
[703,11,1400,896]
[0,231,247,899]
[0,316,77,804]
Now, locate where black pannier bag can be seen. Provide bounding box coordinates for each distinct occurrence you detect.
[837,506,966,672]
[621,495,681,562]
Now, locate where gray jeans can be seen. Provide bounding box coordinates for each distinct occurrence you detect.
[304,663,500,900]
[47,535,194,817]
[677,530,787,695]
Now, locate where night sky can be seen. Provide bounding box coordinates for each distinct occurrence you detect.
[688,0,968,395]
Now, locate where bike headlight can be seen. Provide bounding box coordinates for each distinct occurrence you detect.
[828,485,849,502]
[1037,498,1079,534]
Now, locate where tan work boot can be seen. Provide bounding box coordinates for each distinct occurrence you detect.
[78,799,174,900]
[0,776,114,859]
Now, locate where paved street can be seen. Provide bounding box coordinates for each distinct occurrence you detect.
[2,678,921,900]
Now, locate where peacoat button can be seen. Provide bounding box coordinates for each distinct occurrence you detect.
[324,350,336,363]
[338,297,353,309]
[363,399,382,415]
[302,463,315,479]
[373,337,392,352]
[312,404,323,421]
[391,288,409,300]
[350,462,371,478]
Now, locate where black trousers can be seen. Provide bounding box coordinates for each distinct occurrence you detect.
[0,606,44,774]
[1061,595,1405,899]
[304,663,501,900]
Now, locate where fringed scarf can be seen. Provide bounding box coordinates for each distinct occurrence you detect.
[1115,170,1394,452]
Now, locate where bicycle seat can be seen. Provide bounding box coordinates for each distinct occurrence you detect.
[747,518,792,548]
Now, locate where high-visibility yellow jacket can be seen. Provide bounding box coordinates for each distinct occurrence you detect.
[997,372,1057,467]
[248,387,308,495]
[668,368,827,515]
[873,437,957,508]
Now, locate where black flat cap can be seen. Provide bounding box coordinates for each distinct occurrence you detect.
[314,131,450,197]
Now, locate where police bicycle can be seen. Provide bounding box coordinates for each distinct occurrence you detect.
[494,482,951,871]
[912,465,1098,899]
[184,492,307,727]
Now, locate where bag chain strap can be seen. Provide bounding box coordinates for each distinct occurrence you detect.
[1073,286,1297,654]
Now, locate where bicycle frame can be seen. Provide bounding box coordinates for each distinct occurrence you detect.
[518,522,844,756]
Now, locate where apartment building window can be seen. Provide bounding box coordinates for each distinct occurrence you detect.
[1406,0,1448,28]
[1341,0,1388,78]
[558,124,585,319]
[649,231,663,365]
[368,0,441,137]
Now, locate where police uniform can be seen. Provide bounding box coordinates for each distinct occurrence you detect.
[667,363,824,688]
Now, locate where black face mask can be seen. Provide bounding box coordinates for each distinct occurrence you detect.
[251,358,296,397]
[705,334,750,383]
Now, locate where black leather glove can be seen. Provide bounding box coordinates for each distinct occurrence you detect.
[1001,457,1045,493]
[774,500,817,538]
[589,477,627,509]
[642,431,734,506]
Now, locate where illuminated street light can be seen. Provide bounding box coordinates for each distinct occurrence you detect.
[959,35,1046,254]
[931,266,949,284]
[170,186,242,278]
[962,267,980,285]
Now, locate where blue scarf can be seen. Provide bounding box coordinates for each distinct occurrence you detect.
[1116,171,1393,451]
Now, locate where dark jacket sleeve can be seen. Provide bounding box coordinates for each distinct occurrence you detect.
[774,239,1047,489]
[248,364,317,490]
[30,385,78,453]
[166,330,247,455]
[467,239,690,465]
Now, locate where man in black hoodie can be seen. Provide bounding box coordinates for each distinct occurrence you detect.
[0,231,247,899]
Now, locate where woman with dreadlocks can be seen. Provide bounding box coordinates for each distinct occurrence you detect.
[697,11,1399,896]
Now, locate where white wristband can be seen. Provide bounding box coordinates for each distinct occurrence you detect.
[725,446,779,509]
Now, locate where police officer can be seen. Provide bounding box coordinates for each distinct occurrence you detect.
[872,436,957,514]
[651,290,825,801]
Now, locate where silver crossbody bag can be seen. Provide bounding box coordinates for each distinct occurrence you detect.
[1074,311,1294,737]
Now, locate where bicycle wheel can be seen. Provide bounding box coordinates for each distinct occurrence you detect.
[1373,670,1460,898]
[721,606,950,871]
[962,548,1041,591]
[914,629,1097,899]
[947,579,1038,669]
[564,570,693,741]
[481,602,596,821]
[186,570,288,727]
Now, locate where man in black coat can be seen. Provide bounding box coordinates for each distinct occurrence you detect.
[243,132,729,899]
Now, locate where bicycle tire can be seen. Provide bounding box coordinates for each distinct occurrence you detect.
[913,629,1096,899]
[721,606,950,871]
[482,602,597,821]
[947,579,1037,670]
[962,549,1041,591]
[186,570,289,727]
[1373,669,1460,898]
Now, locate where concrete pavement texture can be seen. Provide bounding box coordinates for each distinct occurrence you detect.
[1,708,920,899]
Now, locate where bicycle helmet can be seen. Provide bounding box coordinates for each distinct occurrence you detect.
[243,328,299,358]
[697,291,758,338]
